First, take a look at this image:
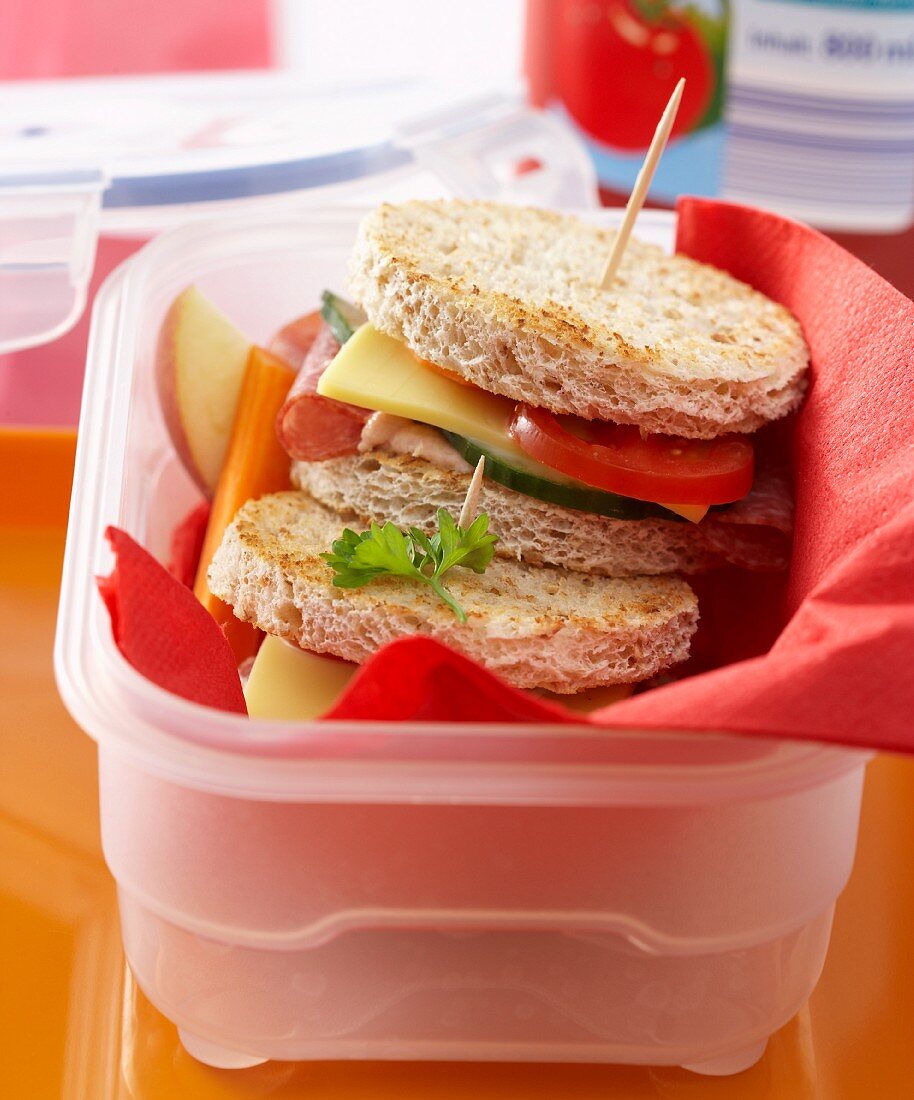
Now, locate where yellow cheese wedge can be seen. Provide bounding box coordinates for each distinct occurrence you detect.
[244,635,356,720]
[658,502,710,524]
[319,325,710,523]
[318,324,523,457]
[538,682,634,712]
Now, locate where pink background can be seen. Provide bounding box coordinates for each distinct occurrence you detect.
[0,0,270,79]
[0,0,271,427]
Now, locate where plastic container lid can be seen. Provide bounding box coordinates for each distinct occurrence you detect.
[0,72,597,352]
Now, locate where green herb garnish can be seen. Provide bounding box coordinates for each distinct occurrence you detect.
[321,509,499,622]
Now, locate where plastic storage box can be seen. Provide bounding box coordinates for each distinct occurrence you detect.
[55,204,868,1076]
[0,72,594,424]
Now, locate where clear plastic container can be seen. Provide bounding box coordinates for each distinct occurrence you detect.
[54,205,868,1076]
[0,72,594,423]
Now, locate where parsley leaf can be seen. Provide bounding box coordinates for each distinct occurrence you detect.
[321,508,498,622]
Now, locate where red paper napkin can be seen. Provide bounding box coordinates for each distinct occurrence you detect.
[167,500,210,588]
[98,199,914,754]
[99,527,247,714]
[330,199,914,752]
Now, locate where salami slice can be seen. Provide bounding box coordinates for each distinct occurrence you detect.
[699,469,793,571]
[269,309,324,371]
[273,317,370,461]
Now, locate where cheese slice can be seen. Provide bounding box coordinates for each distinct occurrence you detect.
[659,502,710,524]
[319,325,710,523]
[539,682,634,712]
[318,324,522,457]
[244,635,355,720]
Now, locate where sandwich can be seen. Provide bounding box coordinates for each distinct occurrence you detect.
[207,200,808,694]
[208,491,697,694]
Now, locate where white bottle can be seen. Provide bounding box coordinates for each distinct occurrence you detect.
[724,0,914,231]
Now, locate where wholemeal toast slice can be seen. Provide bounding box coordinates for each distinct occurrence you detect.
[291,452,719,576]
[348,200,808,439]
[207,492,698,692]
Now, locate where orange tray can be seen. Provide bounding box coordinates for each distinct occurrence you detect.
[2,427,913,1100]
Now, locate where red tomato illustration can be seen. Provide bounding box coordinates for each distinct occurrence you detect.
[551,0,714,151]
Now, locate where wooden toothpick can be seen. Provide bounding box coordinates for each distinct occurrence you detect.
[458,456,486,528]
[599,78,685,289]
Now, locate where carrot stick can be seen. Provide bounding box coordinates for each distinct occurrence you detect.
[193,346,296,665]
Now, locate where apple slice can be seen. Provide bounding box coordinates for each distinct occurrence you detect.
[156,286,251,496]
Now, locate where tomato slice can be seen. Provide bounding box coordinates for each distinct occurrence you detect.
[509,405,754,505]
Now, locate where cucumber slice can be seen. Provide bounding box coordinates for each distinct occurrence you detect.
[321,291,367,344]
[443,431,684,522]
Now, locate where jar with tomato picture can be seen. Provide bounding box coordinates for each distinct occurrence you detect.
[525,0,728,204]
[526,0,914,297]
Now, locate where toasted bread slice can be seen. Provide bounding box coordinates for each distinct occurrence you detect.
[208,492,698,692]
[291,452,718,576]
[348,200,808,439]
